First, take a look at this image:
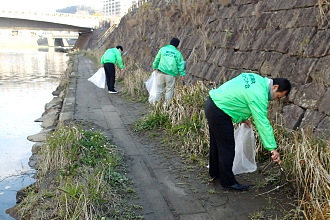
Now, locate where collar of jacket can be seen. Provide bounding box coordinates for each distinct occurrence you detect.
[167,45,177,50]
[268,79,274,101]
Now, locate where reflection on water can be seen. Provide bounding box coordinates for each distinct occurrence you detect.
[0,47,69,219]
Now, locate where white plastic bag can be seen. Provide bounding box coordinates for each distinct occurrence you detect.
[145,71,158,103]
[88,68,105,89]
[232,124,257,175]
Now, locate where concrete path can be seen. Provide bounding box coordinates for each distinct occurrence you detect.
[67,54,287,220]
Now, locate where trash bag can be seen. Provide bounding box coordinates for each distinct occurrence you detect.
[232,123,257,175]
[88,68,105,89]
[145,71,158,103]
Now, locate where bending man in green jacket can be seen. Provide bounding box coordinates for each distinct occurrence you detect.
[204,73,291,191]
[101,45,124,94]
[152,38,185,102]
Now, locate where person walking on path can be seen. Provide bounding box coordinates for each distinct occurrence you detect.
[152,38,185,102]
[204,73,291,191]
[101,45,124,94]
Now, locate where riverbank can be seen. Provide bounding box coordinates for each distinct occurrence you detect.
[0,47,72,219]
[5,53,144,219]
[5,54,75,218]
[7,52,299,219]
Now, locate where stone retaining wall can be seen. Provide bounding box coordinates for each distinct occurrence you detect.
[101,0,330,138]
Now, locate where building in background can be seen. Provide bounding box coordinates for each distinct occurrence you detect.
[103,0,136,17]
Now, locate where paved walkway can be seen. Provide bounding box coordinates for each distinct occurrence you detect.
[62,54,282,220]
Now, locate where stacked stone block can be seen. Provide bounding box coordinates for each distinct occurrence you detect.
[102,0,330,138]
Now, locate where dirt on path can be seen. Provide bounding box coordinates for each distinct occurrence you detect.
[73,55,294,220]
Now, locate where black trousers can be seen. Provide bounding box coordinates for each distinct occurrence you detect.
[204,97,237,187]
[104,63,115,91]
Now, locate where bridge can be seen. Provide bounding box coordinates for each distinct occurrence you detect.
[0,10,121,47]
[0,10,120,33]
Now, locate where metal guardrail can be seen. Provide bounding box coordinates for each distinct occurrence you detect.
[0,10,104,20]
[97,24,118,48]
[51,33,79,38]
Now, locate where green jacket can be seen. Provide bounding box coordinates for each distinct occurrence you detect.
[152,45,185,77]
[209,73,276,151]
[101,48,124,69]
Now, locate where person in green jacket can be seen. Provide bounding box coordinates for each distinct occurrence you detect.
[152,38,185,102]
[101,45,124,94]
[204,73,291,191]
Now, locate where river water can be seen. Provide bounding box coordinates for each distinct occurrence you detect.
[0,47,69,219]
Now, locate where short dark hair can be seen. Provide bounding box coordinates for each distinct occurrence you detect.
[272,78,291,96]
[116,45,123,51]
[170,38,180,48]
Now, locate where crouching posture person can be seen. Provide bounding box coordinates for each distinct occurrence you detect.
[101,45,124,94]
[204,73,291,191]
[152,38,185,102]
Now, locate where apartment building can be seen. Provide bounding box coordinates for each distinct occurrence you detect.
[103,0,136,17]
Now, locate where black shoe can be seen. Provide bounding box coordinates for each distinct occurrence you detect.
[108,90,118,94]
[222,183,249,191]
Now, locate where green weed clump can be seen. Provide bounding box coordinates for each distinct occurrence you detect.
[15,125,141,220]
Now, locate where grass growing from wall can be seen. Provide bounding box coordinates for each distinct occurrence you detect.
[119,60,330,220]
[74,48,329,218]
[274,126,330,219]
[15,125,141,220]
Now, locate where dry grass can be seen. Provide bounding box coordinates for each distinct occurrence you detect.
[56,54,76,90]
[317,0,330,25]
[127,19,140,28]
[15,125,139,219]
[151,81,210,163]
[118,59,150,101]
[118,60,330,219]
[274,126,330,219]
[220,0,231,7]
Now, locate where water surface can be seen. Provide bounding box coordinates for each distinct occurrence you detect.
[0,47,69,219]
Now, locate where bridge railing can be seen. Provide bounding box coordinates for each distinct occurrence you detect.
[0,10,113,29]
[0,10,104,20]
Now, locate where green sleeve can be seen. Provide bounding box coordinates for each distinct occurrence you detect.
[115,50,124,69]
[101,53,105,65]
[176,52,185,76]
[152,49,162,69]
[249,100,277,151]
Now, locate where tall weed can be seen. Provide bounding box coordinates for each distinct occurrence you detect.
[15,125,140,219]
[120,60,330,219]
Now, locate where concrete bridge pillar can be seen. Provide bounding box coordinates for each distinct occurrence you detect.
[62,38,69,47]
[47,36,54,47]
